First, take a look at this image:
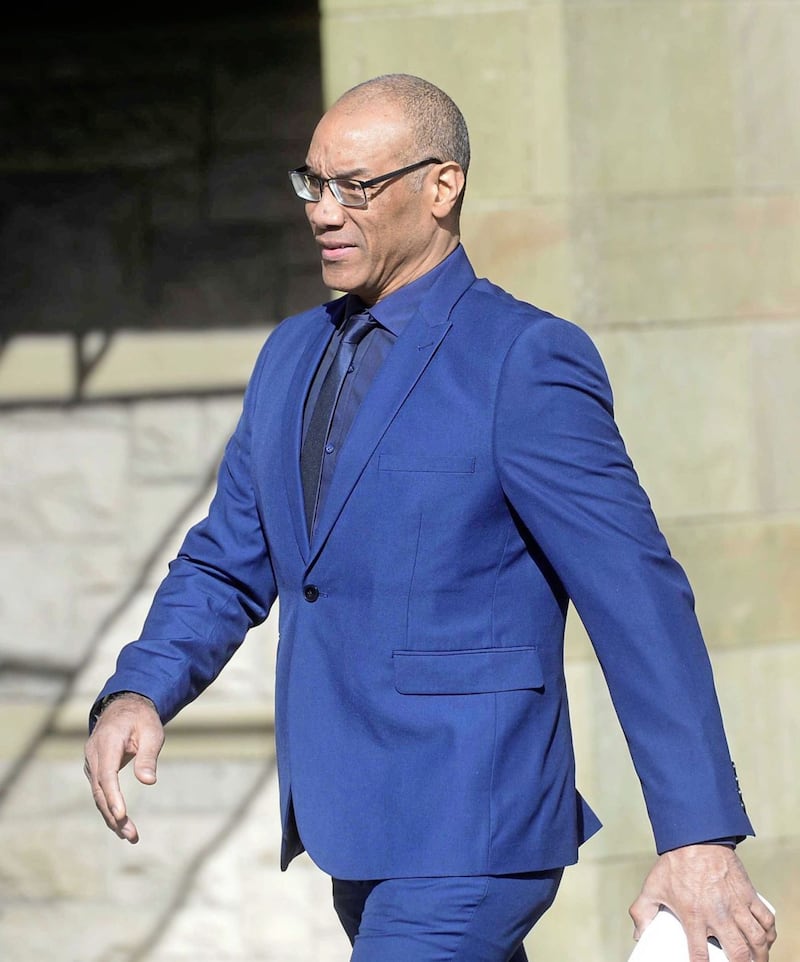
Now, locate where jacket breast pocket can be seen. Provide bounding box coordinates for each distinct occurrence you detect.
[392,646,544,695]
[378,454,476,474]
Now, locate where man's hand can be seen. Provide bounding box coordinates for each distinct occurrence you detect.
[630,844,776,962]
[83,693,164,844]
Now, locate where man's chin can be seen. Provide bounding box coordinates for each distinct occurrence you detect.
[320,264,360,296]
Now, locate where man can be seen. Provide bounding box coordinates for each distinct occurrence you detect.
[84,74,776,962]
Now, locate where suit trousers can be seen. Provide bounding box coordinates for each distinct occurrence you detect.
[332,869,564,962]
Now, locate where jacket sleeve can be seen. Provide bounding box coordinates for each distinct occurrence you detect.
[91,344,278,727]
[493,315,753,852]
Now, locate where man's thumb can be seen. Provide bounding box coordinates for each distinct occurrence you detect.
[133,729,163,785]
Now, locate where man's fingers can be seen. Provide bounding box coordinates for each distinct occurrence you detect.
[84,753,138,842]
[728,900,775,962]
[684,922,716,962]
[96,761,127,820]
[88,760,142,843]
[703,886,776,962]
[629,893,660,941]
[89,783,138,842]
[88,746,131,830]
[704,922,760,962]
[750,897,778,948]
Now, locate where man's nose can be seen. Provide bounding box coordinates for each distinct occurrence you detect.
[307,185,345,228]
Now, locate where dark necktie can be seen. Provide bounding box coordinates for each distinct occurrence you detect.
[301,310,376,533]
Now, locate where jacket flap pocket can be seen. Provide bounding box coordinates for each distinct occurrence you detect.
[379,454,476,474]
[393,647,544,695]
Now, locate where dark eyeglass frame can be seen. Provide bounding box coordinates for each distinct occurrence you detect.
[289,157,442,208]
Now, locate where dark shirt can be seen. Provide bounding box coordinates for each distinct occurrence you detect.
[302,251,456,533]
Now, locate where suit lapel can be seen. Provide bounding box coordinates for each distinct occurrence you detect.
[308,249,476,564]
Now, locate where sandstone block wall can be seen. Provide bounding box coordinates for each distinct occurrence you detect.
[1,3,797,961]
[318,1,798,959]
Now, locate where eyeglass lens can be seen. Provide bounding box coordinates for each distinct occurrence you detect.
[290,171,365,207]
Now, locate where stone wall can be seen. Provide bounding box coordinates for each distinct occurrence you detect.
[1,3,798,961]
[318,1,799,960]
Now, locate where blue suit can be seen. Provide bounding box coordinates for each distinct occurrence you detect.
[96,245,752,880]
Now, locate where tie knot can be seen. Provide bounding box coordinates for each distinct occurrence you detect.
[342,310,376,345]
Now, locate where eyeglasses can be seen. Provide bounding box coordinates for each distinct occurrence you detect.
[288,157,442,209]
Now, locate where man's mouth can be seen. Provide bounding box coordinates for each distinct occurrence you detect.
[318,241,357,262]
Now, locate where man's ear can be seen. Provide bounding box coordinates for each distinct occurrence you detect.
[431,162,466,220]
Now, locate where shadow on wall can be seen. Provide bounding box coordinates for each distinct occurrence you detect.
[0,7,327,400]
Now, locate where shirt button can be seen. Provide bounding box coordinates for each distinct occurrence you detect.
[303,584,320,603]
[325,442,335,454]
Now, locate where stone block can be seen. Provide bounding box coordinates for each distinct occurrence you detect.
[0,544,86,664]
[0,335,74,402]
[712,641,800,842]
[461,202,574,321]
[564,656,653,860]
[321,0,430,11]
[573,195,800,328]
[0,901,158,962]
[83,330,267,397]
[125,479,207,564]
[564,604,594,663]
[593,323,757,519]
[734,3,800,191]
[752,323,800,512]
[70,585,167,701]
[147,768,346,962]
[0,670,62,701]
[72,538,130,617]
[131,399,208,481]
[101,810,231,905]
[0,806,258,955]
[664,518,800,651]
[3,752,93,818]
[0,408,128,541]
[565,1,736,194]
[589,853,668,960]
[0,816,109,899]
[320,7,557,201]
[528,1,570,199]
[0,702,51,764]
[200,395,244,444]
[524,853,651,962]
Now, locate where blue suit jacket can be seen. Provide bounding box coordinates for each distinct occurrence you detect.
[96,246,753,879]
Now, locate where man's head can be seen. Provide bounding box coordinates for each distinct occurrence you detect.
[294,74,469,305]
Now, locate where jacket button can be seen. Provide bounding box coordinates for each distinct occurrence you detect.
[303,584,320,603]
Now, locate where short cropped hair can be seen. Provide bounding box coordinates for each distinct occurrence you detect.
[337,73,470,178]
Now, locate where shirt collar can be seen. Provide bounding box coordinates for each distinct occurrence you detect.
[344,247,461,337]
